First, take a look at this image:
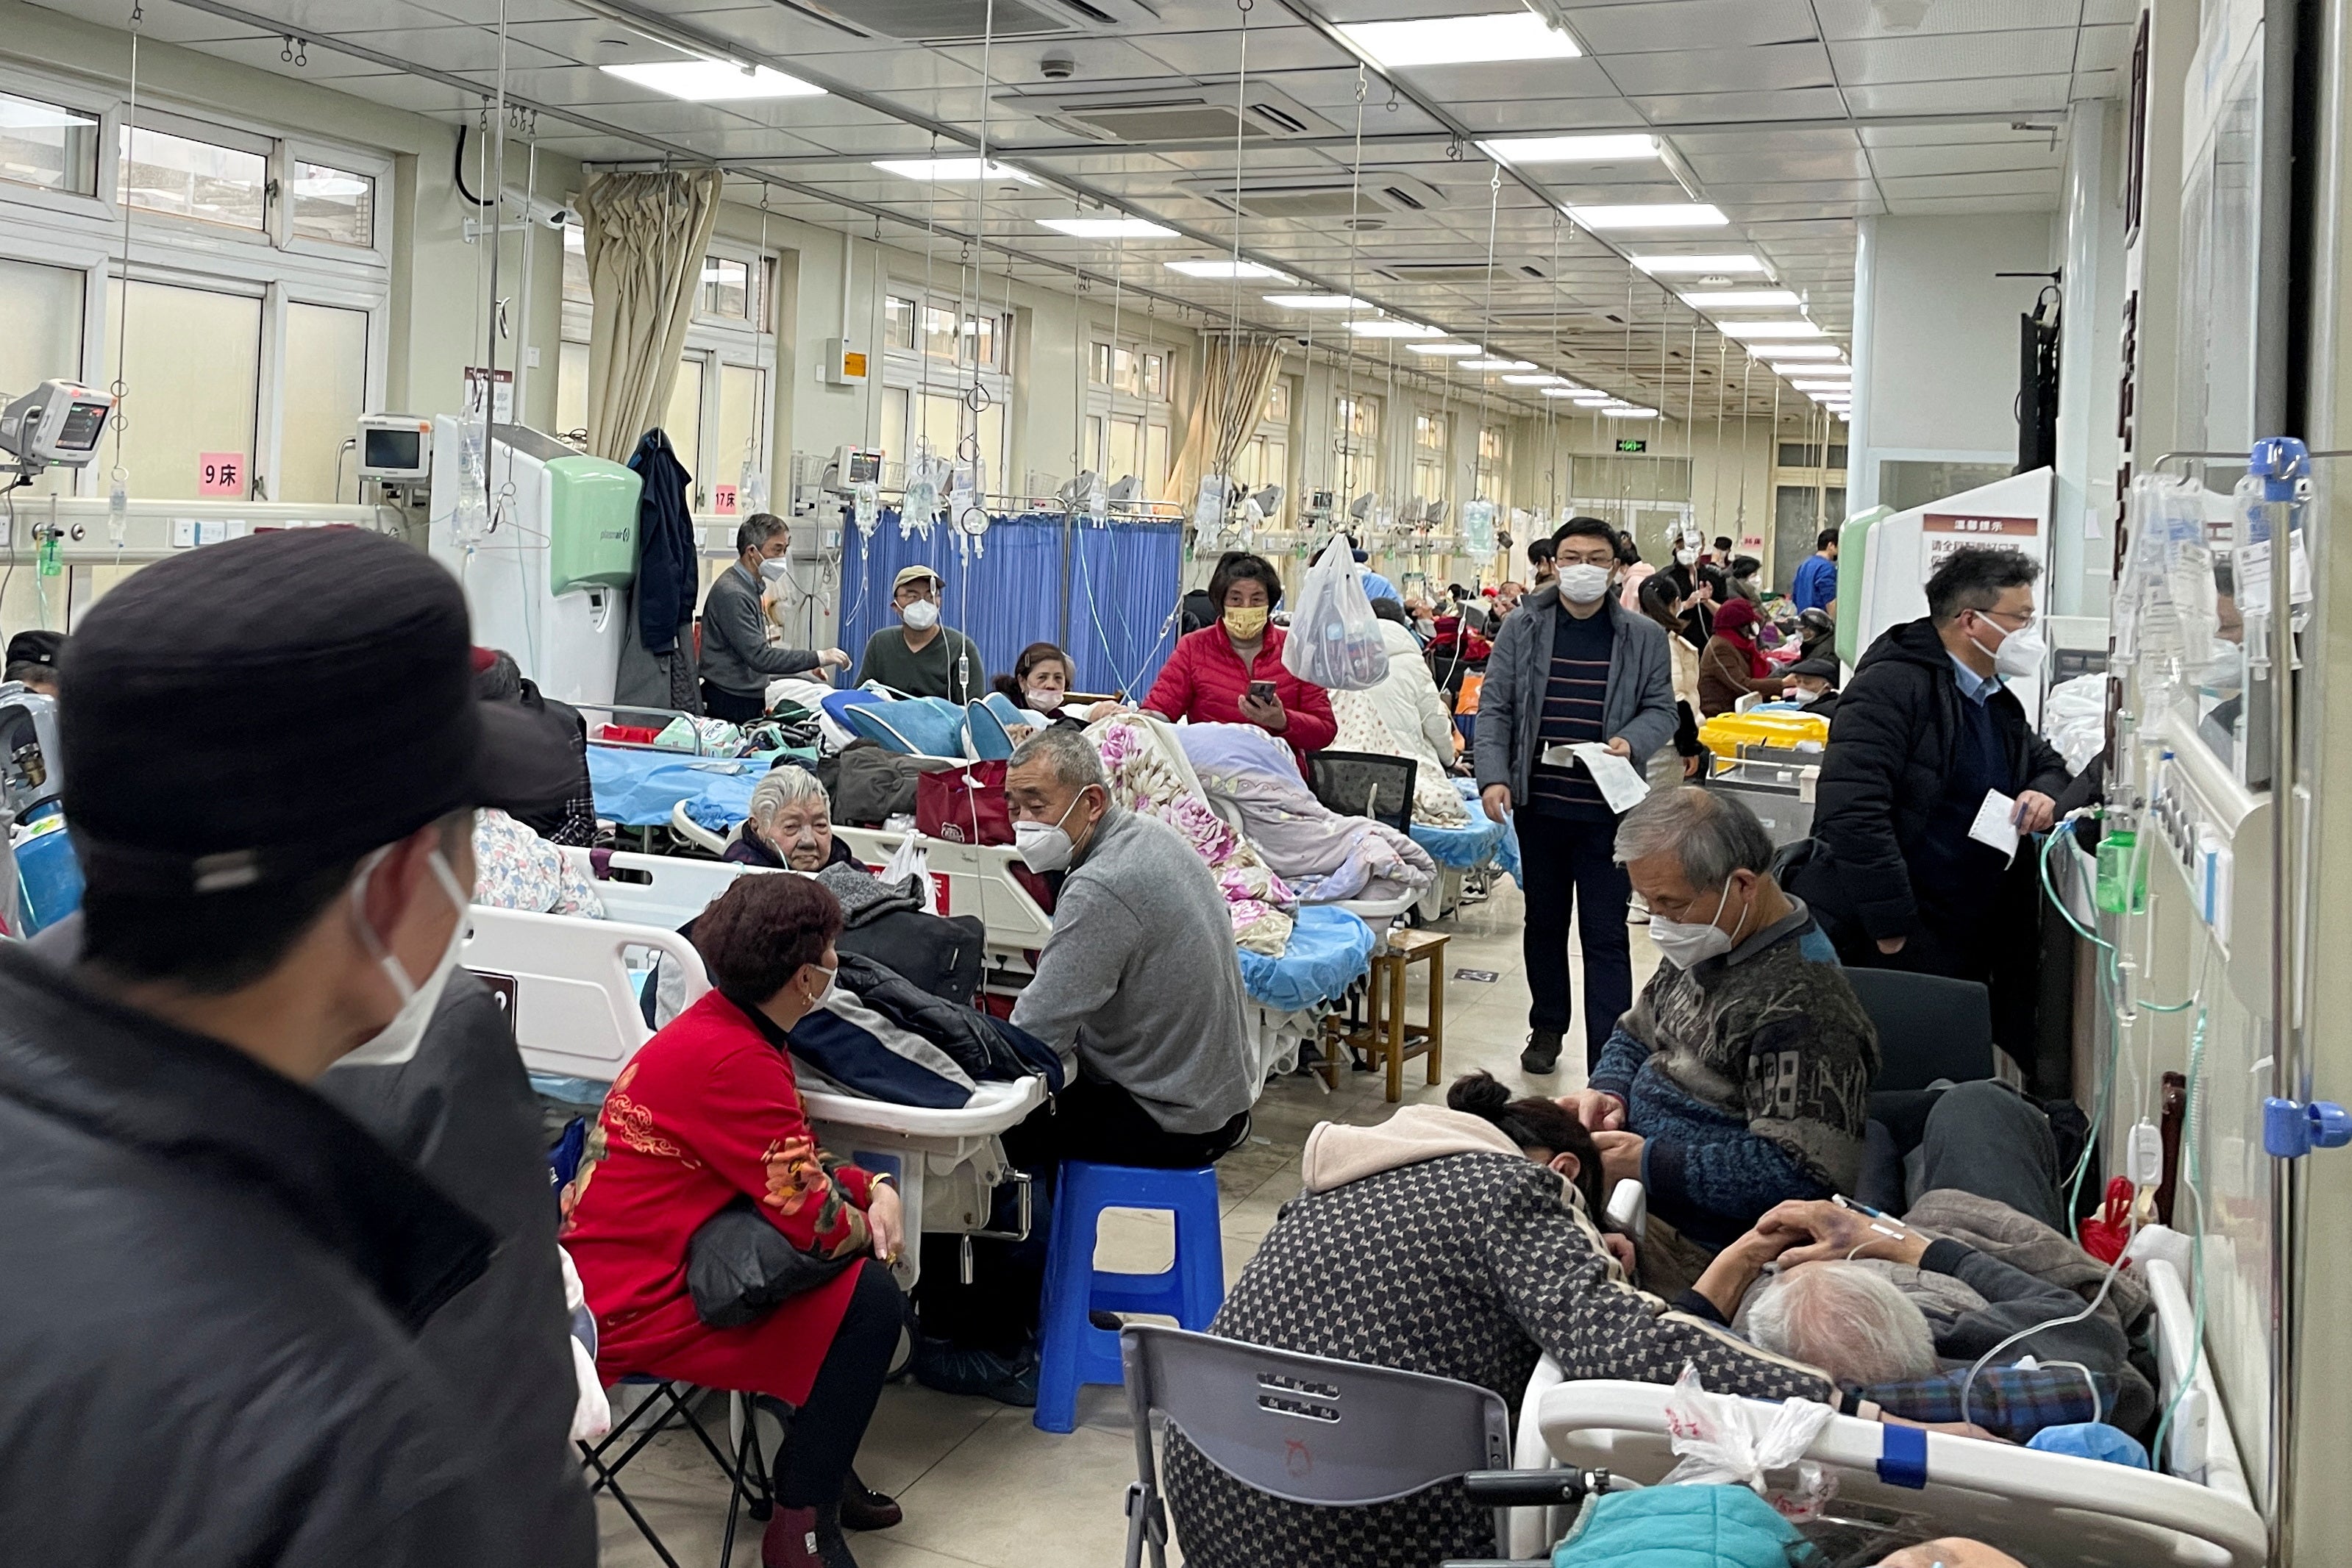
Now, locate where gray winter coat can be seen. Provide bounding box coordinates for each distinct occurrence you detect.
[1474,583,1678,808]
[699,560,822,698]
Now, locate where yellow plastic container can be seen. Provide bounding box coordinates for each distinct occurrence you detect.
[1698,709,1829,762]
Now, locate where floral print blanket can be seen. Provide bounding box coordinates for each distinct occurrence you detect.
[1088,716,1297,955]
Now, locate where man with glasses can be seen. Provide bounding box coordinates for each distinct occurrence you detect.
[1793,546,2073,1049]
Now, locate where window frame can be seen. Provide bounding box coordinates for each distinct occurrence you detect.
[874,282,1017,492]
[1081,321,1177,501]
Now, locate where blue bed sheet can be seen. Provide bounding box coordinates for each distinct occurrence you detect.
[588,746,765,828]
[1239,904,1377,1012]
[1411,812,1507,871]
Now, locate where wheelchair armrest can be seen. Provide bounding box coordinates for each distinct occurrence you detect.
[1461,1467,1606,1507]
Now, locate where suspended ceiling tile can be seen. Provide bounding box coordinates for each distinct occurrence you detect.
[1564,0,1817,53]
[1630,87,1851,125]
[789,50,991,95]
[21,0,264,42]
[2073,23,2134,74]
[1877,168,2059,200]
[1859,119,2059,146]
[1728,199,1873,221]
[308,24,585,74]
[266,0,498,36]
[1680,146,1873,182]
[663,126,847,158]
[799,121,1008,154]
[1444,97,1656,134]
[1811,0,2058,43]
[1884,191,2063,215]
[1829,26,2076,85]
[1378,57,1626,104]
[665,6,919,57]
[2081,0,2137,21]
[328,71,502,115]
[1713,177,1877,204]
[539,132,677,161]
[1865,139,2059,177]
[1838,75,2068,115]
[413,0,615,25]
[1132,26,1356,76]
[2072,71,2125,102]
[1602,40,1834,96]
[925,38,1191,86]
[191,36,407,79]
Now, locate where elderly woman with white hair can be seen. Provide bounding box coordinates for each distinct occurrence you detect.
[727,765,862,872]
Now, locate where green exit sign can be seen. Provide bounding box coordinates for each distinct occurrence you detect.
[1614,438,1647,453]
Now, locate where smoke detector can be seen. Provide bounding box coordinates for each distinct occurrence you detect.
[1041,49,1075,79]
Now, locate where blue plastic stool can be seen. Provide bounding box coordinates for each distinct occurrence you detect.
[1033,1161,1225,1433]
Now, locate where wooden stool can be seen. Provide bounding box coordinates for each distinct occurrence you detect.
[1321,928,1450,1101]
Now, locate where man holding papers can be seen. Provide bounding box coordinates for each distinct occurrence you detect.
[1476,516,1677,1076]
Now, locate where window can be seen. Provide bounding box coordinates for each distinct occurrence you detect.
[1776,441,1850,469]
[1088,341,1160,397]
[0,257,85,497]
[1333,393,1380,497]
[1475,424,1505,503]
[1232,372,1296,500]
[105,275,261,502]
[700,256,750,321]
[0,89,98,196]
[1263,379,1289,424]
[563,222,591,305]
[883,294,915,351]
[288,162,374,247]
[1080,328,1173,499]
[118,122,267,231]
[1411,410,1450,507]
[555,341,589,441]
[279,301,368,502]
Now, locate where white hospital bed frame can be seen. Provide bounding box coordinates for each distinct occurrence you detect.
[462,902,1044,1287]
[1501,1267,2264,1566]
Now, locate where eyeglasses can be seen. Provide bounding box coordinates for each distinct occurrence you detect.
[1973,606,2036,630]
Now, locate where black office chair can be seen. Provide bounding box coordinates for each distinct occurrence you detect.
[1844,968,1995,1091]
[1306,750,1417,833]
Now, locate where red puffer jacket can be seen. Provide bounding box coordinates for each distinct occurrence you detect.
[1141,624,1338,772]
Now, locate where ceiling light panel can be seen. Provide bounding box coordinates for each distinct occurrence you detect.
[1567,204,1728,229]
[1163,259,1288,279]
[1678,290,1802,309]
[1502,373,1567,386]
[1478,133,1661,165]
[1461,357,1534,371]
[1793,380,1851,391]
[1605,407,1661,418]
[1406,343,1483,356]
[1717,320,1828,339]
[1336,12,1582,70]
[1036,216,1176,238]
[873,158,1035,183]
[1632,253,1770,275]
[1348,319,1444,338]
[1264,293,1372,310]
[603,62,824,101]
[1759,344,1845,361]
[1539,387,1584,398]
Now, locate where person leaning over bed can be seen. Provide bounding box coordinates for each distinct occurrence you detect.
[1163,1072,1841,1568]
[700,514,851,724]
[563,874,909,1568]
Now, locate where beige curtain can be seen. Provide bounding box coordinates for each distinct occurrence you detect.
[1164,335,1286,507]
[579,168,725,463]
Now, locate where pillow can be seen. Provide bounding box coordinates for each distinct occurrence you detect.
[842,696,969,758]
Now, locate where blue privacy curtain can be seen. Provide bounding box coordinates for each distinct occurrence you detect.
[841,510,1184,700]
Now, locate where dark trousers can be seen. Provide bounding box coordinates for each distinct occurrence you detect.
[1516,809,1633,1067]
[771,1259,906,1508]
[912,1078,1250,1354]
[1831,860,2046,1066]
[1860,1080,2068,1233]
[700,681,767,724]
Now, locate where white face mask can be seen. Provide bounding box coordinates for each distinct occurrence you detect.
[758,557,788,585]
[342,847,471,1068]
[1646,878,1750,971]
[801,961,839,1007]
[1557,563,1612,605]
[1013,791,1087,874]
[1675,547,1698,566]
[1787,688,1820,707]
[1970,616,2046,680]
[900,598,940,631]
[1024,688,1063,713]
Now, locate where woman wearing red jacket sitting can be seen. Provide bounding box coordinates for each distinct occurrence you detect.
[566,874,908,1568]
[1141,550,1337,770]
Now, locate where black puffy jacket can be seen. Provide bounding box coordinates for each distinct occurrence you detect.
[0,942,502,1567]
[1795,617,2070,944]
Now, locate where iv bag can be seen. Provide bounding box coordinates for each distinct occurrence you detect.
[1191,474,1230,538]
[901,441,945,539]
[450,427,491,546]
[1461,497,1497,558]
[1080,471,1108,527]
[107,469,128,550]
[738,452,770,517]
[852,480,879,539]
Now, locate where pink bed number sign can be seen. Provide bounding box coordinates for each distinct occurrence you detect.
[198,452,245,496]
[713,484,738,515]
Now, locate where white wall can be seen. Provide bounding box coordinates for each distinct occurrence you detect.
[2053,101,2128,618]
[1847,211,2057,513]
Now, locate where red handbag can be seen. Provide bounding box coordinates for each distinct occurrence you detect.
[916,760,1013,847]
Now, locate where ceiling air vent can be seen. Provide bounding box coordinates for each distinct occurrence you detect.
[999,82,1336,143]
[1173,170,1447,220]
[1371,260,1548,285]
[802,0,1161,41]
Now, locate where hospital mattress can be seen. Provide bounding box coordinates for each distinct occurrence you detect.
[1239,904,1377,1013]
[1446,777,1519,882]
[1409,810,1506,870]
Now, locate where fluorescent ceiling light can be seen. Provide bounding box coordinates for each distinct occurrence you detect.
[1633,253,1768,275]
[1759,344,1843,361]
[1794,381,1851,392]
[1786,363,1852,376]
[1568,393,1613,404]
[1717,319,1826,339]
[1679,289,1801,310]
[1165,258,1287,279]
[1604,407,1660,419]
[1406,342,1483,357]
[1336,12,1580,70]
[1262,292,1370,310]
[1461,357,1534,371]
[1036,216,1176,238]
[872,157,1035,183]
[1502,373,1567,386]
[1567,203,1727,230]
[1478,133,1659,166]
[603,61,823,101]
[1539,387,1584,399]
[1349,319,1444,338]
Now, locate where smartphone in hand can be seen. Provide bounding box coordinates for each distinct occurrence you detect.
[1247,680,1277,705]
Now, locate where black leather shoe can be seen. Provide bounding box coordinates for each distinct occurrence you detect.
[839,1470,901,1532]
[1520,1031,1563,1074]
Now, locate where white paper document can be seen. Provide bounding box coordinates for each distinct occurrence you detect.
[1540,741,1650,813]
[1968,788,2022,863]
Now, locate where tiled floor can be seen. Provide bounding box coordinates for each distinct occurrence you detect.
[596,880,1662,1567]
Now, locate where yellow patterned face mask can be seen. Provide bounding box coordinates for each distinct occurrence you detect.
[1223,605,1270,640]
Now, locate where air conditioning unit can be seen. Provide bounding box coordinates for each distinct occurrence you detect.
[796,0,1161,40]
[1172,170,1447,221]
[998,82,1335,143]
[1370,260,1550,285]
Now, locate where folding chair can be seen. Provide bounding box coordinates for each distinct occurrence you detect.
[1118,1324,1512,1568]
[579,1378,775,1568]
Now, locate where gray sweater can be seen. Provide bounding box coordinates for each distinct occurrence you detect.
[1009,807,1257,1134]
[699,561,822,697]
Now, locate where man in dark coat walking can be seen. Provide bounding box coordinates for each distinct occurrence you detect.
[1792,546,2072,1056]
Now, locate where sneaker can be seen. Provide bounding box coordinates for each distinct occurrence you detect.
[910,1335,1039,1407]
[1520,1031,1564,1075]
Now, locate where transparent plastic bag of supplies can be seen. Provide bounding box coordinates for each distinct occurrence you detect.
[1658,1364,1837,1520]
[1461,497,1497,558]
[1282,535,1391,692]
[880,833,937,914]
[1191,473,1230,538]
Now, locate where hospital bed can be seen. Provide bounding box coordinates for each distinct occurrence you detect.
[1498,1262,2264,1567]
[459,900,1044,1287]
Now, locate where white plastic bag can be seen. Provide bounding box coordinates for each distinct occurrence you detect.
[1656,1364,1836,1518]
[1282,536,1391,692]
[881,834,937,913]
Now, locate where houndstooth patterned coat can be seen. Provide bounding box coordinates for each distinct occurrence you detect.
[1162,1151,1833,1568]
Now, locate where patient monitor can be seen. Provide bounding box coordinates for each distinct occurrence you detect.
[427,417,641,708]
[0,380,115,482]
